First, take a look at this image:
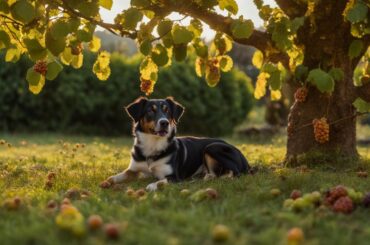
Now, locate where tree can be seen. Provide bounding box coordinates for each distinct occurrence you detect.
[0,0,369,163]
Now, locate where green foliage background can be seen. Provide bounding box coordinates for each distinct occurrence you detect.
[0,52,254,136]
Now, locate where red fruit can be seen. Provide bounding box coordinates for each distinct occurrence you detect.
[33,60,48,76]
[88,215,103,230]
[290,190,302,200]
[313,117,329,144]
[330,185,348,199]
[100,180,112,189]
[47,200,58,209]
[333,196,353,214]
[294,87,308,102]
[104,224,120,239]
[47,172,56,180]
[205,188,219,199]
[363,193,370,208]
[135,188,146,197]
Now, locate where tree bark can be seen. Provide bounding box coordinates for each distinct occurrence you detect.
[286,56,359,164]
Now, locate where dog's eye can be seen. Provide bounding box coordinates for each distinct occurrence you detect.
[163,106,168,113]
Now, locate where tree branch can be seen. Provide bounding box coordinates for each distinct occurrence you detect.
[167,1,289,66]
[274,0,306,18]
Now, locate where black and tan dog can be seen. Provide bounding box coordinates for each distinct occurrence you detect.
[102,97,250,191]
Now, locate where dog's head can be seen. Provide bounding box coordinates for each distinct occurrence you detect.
[125,97,184,137]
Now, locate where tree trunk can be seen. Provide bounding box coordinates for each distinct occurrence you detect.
[286,56,358,164]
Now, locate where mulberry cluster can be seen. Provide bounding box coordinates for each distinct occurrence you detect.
[33,60,48,76]
[325,185,348,205]
[313,117,329,143]
[140,78,155,96]
[294,87,308,102]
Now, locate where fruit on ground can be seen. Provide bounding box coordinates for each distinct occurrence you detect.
[65,188,81,200]
[362,193,370,208]
[357,171,368,178]
[333,196,354,214]
[313,117,329,144]
[270,188,281,196]
[100,181,111,189]
[205,188,219,199]
[180,189,191,197]
[291,197,311,212]
[47,172,56,180]
[290,190,302,200]
[55,205,85,236]
[105,223,120,239]
[287,227,304,244]
[211,224,231,242]
[190,189,208,202]
[88,215,103,230]
[135,188,146,197]
[47,200,58,209]
[283,198,294,209]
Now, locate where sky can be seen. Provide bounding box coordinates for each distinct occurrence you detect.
[100,0,277,40]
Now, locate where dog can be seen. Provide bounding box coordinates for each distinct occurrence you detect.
[102,97,250,191]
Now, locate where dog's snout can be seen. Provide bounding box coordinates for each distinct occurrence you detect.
[159,119,169,128]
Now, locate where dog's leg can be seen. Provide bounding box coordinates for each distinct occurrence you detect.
[107,169,139,184]
[146,178,168,192]
[203,154,217,180]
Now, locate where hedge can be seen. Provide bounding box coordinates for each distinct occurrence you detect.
[0,52,254,136]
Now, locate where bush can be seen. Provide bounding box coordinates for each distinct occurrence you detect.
[0,52,254,136]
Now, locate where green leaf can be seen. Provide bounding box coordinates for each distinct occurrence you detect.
[349,40,364,59]
[219,0,238,15]
[252,50,264,69]
[23,38,47,61]
[50,20,71,39]
[188,19,203,37]
[131,0,150,8]
[26,68,41,86]
[89,36,101,52]
[60,47,73,65]
[269,71,282,90]
[10,0,36,24]
[195,58,206,77]
[46,61,63,80]
[45,31,66,56]
[329,68,344,81]
[5,46,21,62]
[194,41,208,58]
[157,20,173,37]
[231,19,254,39]
[172,25,194,45]
[77,29,93,42]
[294,65,308,82]
[29,76,45,95]
[140,40,152,56]
[173,44,187,61]
[307,68,335,93]
[346,2,368,23]
[0,30,10,49]
[151,44,169,67]
[71,54,83,69]
[213,33,232,55]
[205,64,221,87]
[120,8,143,30]
[219,55,233,72]
[353,98,370,113]
[99,0,113,10]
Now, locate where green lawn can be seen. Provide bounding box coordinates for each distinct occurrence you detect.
[0,130,370,245]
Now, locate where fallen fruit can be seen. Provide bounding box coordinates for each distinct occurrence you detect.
[100,181,111,189]
[136,188,146,197]
[105,223,120,239]
[212,224,231,242]
[47,172,56,180]
[357,171,368,178]
[88,215,103,230]
[290,190,302,200]
[65,188,81,200]
[62,198,71,205]
[47,200,58,209]
[205,188,219,199]
[44,180,53,189]
[180,189,191,197]
[190,189,208,202]
[287,227,304,244]
[270,188,281,196]
[333,196,354,214]
[363,193,370,208]
[126,188,136,197]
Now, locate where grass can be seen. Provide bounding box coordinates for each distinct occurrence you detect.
[0,128,370,245]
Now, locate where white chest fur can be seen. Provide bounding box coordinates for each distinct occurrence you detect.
[135,131,170,157]
[128,155,173,179]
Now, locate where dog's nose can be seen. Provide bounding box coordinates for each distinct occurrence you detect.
[159,119,169,128]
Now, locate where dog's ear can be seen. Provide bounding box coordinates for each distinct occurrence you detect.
[166,97,184,123]
[125,97,148,122]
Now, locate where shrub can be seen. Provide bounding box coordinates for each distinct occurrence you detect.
[0,52,254,136]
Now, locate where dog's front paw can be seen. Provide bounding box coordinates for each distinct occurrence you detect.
[146,182,158,192]
[99,176,115,189]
